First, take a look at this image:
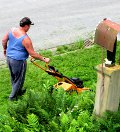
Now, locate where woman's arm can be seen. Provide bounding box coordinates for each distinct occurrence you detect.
[22,36,50,63]
[2,32,9,56]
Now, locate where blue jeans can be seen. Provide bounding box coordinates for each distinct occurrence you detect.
[7,57,27,99]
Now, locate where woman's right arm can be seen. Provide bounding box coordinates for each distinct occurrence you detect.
[2,32,9,56]
[22,36,50,63]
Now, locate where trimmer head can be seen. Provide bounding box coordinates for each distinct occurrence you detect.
[30,58,90,93]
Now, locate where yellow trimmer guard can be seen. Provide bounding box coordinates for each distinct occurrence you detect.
[54,82,73,91]
[54,82,90,93]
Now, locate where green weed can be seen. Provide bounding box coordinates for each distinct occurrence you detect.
[0,40,120,131]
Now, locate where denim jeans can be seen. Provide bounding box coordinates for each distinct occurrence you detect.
[7,57,27,99]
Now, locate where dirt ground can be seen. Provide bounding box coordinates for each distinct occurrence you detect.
[0,0,120,60]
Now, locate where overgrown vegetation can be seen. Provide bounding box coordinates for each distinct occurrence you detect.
[0,39,120,131]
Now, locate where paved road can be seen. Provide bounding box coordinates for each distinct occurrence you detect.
[0,0,120,60]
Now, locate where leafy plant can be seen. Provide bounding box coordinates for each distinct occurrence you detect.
[0,40,120,131]
[27,113,40,131]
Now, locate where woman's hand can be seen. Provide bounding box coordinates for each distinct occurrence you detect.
[44,58,50,63]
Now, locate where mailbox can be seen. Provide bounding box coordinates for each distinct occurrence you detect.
[94,19,120,67]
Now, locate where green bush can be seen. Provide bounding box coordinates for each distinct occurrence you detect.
[0,40,120,131]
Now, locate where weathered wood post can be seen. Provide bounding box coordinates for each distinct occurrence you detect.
[93,64,120,116]
[93,19,120,116]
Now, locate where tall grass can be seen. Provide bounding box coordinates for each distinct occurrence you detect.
[0,40,120,131]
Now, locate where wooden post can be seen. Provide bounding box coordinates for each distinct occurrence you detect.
[93,64,120,116]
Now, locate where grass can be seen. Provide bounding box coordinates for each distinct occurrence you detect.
[0,39,120,131]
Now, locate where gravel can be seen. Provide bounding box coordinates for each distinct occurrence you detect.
[0,0,120,60]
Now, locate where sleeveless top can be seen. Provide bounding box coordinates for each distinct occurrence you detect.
[6,31,29,60]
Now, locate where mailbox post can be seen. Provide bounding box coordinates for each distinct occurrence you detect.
[93,19,120,116]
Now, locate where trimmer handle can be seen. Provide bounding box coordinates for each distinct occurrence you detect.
[30,57,49,64]
[30,57,36,62]
[45,62,49,67]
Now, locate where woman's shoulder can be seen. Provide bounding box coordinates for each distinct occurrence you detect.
[11,27,18,32]
[7,27,17,34]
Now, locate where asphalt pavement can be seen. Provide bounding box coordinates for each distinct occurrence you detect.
[0,0,120,60]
